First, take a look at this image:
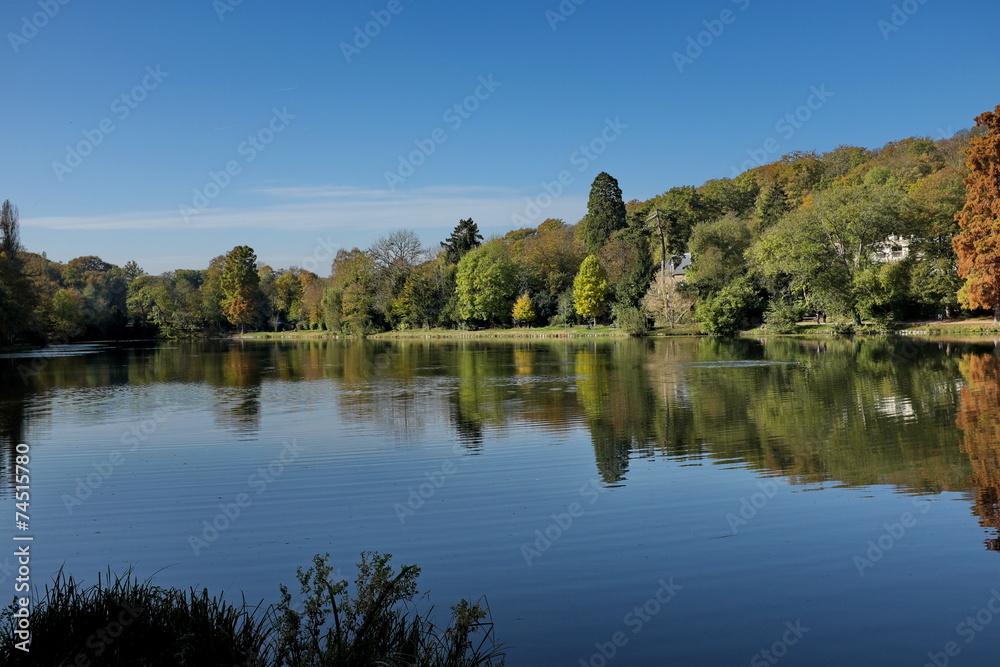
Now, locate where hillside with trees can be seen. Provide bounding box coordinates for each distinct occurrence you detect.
[3,104,1000,345]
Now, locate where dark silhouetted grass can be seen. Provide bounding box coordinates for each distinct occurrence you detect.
[0,566,271,666]
[0,553,505,666]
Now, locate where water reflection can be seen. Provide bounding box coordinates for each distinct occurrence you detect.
[3,337,1000,549]
[957,350,1000,550]
[0,367,29,496]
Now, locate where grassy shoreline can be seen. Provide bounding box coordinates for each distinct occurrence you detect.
[13,320,991,350]
[230,318,1000,342]
[233,324,695,341]
[6,319,997,351]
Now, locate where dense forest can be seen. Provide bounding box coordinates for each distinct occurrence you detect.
[2,105,1000,345]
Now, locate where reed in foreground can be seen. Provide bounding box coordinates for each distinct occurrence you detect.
[0,552,505,666]
[0,566,270,666]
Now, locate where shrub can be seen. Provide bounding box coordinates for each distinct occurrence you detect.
[274,552,504,667]
[764,299,804,334]
[831,321,856,336]
[612,305,649,337]
[694,281,758,336]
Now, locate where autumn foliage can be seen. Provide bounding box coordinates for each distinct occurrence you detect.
[954,105,1000,321]
[957,353,1000,550]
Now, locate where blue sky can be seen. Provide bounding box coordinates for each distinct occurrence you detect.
[3,0,998,275]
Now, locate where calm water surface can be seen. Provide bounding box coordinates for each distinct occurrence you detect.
[2,337,1000,665]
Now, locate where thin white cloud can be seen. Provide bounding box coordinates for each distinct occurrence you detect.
[21,186,586,233]
[252,184,516,200]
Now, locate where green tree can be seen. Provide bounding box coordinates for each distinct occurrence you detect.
[647,186,710,272]
[512,293,536,326]
[441,218,483,265]
[341,283,377,334]
[200,256,227,333]
[753,182,791,229]
[392,263,446,329]
[598,224,654,309]
[817,145,873,189]
[694,278,759,335]
[331,249,379,334]
[274,271,304,327]
[49,288,87,338]
[220,245,261,333]
[954,105,1000,323]
[686,213,753,296]
[0,200,39,344]
[257,265,278,329]
[320,286,342,332]
[515,219,586,323]
[580,172,627,254]
[751,184,908,325]
[123,260,145,283]
[573,255,609,325]
[908,167,966,317]
[700,176,760,219]
[127,274,199,336]
[369,230,423,328]
[455,242,518,326]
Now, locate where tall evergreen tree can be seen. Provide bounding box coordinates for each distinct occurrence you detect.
[441,218,483,265]
[954,105,1000,323]
[580,173,626,254]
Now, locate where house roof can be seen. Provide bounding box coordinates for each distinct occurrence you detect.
[670,253,692,277]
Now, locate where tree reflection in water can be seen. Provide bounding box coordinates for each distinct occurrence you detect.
[2,336,1000,551]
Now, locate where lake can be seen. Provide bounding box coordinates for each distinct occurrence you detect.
[2,336,1000,666]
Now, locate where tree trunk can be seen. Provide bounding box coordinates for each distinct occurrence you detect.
[994,304,1000,326]
[659,231,667,276]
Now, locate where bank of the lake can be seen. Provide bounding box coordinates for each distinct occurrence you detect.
[229,318,1000,343]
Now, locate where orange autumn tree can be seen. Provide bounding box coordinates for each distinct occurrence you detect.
[954,105,1000,323]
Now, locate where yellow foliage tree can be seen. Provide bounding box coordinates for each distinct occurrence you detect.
[512,292,536,327]
[573,255,609,326]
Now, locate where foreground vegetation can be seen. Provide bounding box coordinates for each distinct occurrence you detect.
[0,553,504,667]
[3,105,1000,346]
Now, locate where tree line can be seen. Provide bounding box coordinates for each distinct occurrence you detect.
[2,104,1000,344]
